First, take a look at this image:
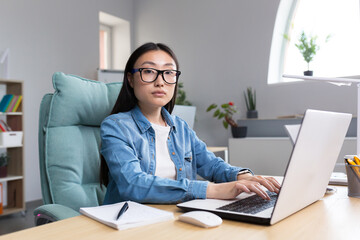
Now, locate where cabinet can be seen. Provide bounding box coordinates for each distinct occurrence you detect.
[0,79,24,216]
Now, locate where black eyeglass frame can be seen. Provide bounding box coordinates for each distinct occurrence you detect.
[131,68,181,84]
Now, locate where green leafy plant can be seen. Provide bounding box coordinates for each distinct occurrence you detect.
[206,102,238,129]
[244,87,256,111]
[284,31,331,71]
[175,82,192,106]
[295,31,320,71]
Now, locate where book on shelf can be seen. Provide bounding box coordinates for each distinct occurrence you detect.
[80,201,174,230]
[0,120,11,132]
[0,94,22,112]
[6,95,18,112]
[3,95,14,112]
[12,95,22,112]
[0,124,5,132]
[0,95,13,112]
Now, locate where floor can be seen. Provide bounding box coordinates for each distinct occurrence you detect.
[0,199,43,236]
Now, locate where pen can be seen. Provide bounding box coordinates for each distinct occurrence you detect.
[116,202,129,220]
[353,157,360,178]
[347,159,357,166]
[353,156,360,165]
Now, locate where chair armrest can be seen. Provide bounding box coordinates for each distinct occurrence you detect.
[34,204,80,225]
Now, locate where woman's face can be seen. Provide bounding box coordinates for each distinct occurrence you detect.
[128,50,177,112]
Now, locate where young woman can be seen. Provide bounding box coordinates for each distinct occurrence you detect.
[100,42,280,204]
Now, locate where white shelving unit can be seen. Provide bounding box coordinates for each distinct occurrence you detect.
[0,79,24,216]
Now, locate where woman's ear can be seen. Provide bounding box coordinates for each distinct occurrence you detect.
[127,73,134,88]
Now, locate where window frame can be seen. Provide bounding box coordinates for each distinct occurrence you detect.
[268,0,298,84]
[99,23,112,70]
[268,0,360,84]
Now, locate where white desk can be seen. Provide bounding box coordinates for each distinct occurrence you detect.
[1,186,359,240]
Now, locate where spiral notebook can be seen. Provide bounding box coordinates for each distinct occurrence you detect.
[80,201,174,230]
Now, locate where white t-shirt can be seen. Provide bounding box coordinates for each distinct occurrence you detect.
[151,123,176,180]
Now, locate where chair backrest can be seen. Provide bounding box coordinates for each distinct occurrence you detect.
[39,72,121,211]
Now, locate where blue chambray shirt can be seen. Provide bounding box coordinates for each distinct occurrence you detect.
[100,105,249,204]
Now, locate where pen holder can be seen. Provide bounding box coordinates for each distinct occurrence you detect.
[345,164,360,198]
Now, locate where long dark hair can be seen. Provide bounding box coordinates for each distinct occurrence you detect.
[100,42,180,187]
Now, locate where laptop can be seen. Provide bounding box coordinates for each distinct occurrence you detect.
[284,124,348,185]
[177,109,351,225]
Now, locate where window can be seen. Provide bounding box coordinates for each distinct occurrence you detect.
[99,24,112,69]
[268,0,360,84]
[99,12,130,71]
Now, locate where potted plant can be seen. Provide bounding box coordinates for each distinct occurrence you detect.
[207,102,247,138]
[0,153,9,178]
[175,82,192,106]
[173,83,196,128]
[244,87,257,118]
[295,31,320,76]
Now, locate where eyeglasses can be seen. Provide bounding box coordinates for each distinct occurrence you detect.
[131,68,181,84]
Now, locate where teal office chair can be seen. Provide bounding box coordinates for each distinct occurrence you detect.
[34,72,121,225]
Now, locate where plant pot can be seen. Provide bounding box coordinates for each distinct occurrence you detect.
[304,70,313,76]
[0,166,7,178]
[231,126,247,138]
[247,110,258,119]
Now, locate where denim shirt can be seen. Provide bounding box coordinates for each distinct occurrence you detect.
[100,105,249,204]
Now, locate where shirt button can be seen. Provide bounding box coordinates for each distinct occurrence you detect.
[172,152,175,155]
[179,168,182,171]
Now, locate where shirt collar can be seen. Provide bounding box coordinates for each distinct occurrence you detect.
[161,107,176,132]
[131,105,176,134]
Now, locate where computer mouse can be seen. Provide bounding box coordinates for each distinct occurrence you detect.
[178,211,222,228]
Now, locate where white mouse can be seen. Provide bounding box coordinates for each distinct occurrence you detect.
[178,211,222,228]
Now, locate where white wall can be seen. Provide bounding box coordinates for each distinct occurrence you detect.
[0,0,134,202]
[133,0,357,147]
[1,0,358,202]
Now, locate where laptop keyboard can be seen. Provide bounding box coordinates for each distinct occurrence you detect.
[217,191,278,214]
